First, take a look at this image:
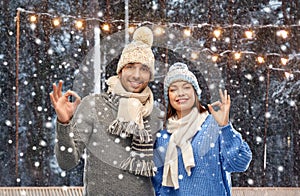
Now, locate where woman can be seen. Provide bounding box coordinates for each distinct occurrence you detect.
[152,62,252,196]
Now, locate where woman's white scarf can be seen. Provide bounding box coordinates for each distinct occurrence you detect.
[162,107,209,189]
[106,76,155,177]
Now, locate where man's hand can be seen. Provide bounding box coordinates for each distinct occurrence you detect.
[49,80,81,124]
[207,89,230,127]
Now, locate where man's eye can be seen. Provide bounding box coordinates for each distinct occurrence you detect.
[141,67,149,72]
[126,66,134,69]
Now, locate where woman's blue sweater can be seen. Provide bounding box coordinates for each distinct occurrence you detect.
[152,115,252,196]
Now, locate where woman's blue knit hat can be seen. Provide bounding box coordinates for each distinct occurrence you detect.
[164,62,202,106]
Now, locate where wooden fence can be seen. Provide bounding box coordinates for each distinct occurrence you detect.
[0,187,299,196]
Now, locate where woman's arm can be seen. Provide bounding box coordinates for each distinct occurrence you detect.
[219,123,252,172]
[151,135,167,196]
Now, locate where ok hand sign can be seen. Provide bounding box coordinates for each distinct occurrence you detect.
[49,80,81,124]
[207,89,231,127]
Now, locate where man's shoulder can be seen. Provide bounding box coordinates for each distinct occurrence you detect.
[79,92,112,105]
[76,92,116,112]
[150,102,165,118]
[147,102,165,132]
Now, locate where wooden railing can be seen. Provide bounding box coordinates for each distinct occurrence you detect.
[0,187,299,196]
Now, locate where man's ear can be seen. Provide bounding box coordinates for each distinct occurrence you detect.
[118,72,122,78]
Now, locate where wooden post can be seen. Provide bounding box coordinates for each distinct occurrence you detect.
[15,8,20,183]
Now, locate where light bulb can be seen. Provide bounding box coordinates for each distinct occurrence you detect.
[75,20,84,30]
[213,29,222,38]
[101,23,110,32]
[52,18,60,27]
[257,56,265,64]
[29,15,37,23]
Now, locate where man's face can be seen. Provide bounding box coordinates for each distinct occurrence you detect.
[118,63,151,93]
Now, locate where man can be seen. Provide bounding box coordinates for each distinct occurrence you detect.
[50,27,163,195]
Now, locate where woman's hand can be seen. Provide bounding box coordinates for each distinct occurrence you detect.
[49,80,81,124]
[207,89,230,126]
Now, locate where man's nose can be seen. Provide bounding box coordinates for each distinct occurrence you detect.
[132,68,141,78]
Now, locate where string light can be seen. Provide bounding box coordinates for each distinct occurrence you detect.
[183,28,191,37]
[101,23,110,32]
[213,29,222,39]
[280,57,288,65]
[276,30,288,39]
[29,15,38,23]
[52,18,61,27]
[257,56,265,64]
[191,52,198,60]
[128,25,136,34]
[233,52,242,60]
[284,72,294,80]
[154,26,165,36]
[75,19,84,30]
[212,55,219,62]
[17,8,300,70]
[245,30,254,39]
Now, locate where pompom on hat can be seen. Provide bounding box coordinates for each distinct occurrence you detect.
[164,62,202,106]
[117,26,155,81]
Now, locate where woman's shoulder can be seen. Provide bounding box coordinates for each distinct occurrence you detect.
[155,129,170,140]
[158,129,169,134]
[154,129,170,146]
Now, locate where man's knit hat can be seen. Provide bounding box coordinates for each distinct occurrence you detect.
[164,62,202,106]
[117,26,155,81]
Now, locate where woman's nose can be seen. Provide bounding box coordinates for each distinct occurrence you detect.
[177,88,184,96]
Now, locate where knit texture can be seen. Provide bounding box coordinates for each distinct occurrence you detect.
[106,76,155,177]
[117,26,155,81]
[152,115,252,196]
[55,92,163,195]
[164,62,202,107]
[162,107,209,189]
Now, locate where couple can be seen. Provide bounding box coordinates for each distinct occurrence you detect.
[50,27,252,196]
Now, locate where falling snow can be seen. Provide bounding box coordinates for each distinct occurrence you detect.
[0,0,299,190]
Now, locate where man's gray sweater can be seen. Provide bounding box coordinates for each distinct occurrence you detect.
[55,92,163,195]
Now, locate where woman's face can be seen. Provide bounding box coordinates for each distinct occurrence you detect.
[168,81,196,118]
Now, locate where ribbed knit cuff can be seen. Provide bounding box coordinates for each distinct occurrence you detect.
[220,122,242,147]
[56,119,72,140]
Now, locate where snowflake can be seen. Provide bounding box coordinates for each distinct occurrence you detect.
[34,162,40,167]
[178,174,183,180]
[61,171,66,177]
[247,178,254,185]
[156,132,162,138]
[278,166,284,172]
[5,120,12,126]
[265,112,271,118]
[39,140,47,147]
[60,146,66,151]
[118,174,124,180]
